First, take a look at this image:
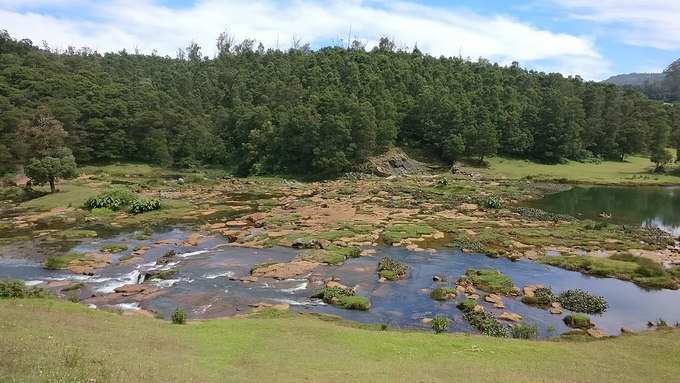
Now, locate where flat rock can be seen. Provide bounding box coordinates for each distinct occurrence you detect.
[587,328,607,338]
[499,312,522,322]
[250,260,319,279]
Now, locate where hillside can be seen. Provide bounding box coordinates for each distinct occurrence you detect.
[603,73,665,87]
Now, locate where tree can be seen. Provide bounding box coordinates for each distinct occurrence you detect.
[19,111,78,192]
[649,109,672,172]
[469,116,499,163]
[24,148,78,192]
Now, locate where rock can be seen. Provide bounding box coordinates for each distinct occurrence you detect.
[325,280,348,289]
[473,304,485,313]
[459,203,478,211]
[587,328,607,338]
[291,238,321,249]
[360,249,376,256]
[549,307,563,315]
[239,276,258,283]
[432,231,445,240]
[432,275,445,282]
[467,294,480,300]
[522,284,544,297]
[620,327,635,334]
[499,312,522,322]
[250,260,319,279]
[183,233,203,247]
[114,284,159,297]
[225,220,249,227]
[421,318,433,324]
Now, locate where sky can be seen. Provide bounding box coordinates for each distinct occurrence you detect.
[1,0,679,80]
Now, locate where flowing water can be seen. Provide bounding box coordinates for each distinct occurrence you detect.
[525,186,680,236]
[2,228,680,337]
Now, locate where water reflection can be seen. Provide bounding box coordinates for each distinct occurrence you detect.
[526,186,680,235]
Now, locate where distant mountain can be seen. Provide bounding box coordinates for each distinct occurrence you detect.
[603,72,666,87]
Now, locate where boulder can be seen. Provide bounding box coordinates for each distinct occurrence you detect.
[587,328,607,338]
[499,312,522,322]
[250,260,319,279]
[620,327,635,335]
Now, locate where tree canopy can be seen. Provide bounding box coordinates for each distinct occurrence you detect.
[0,30,678,176]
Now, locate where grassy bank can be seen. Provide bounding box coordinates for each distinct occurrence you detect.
[482,156,680,185]
[1,299,680,383]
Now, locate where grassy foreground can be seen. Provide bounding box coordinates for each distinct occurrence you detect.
[483,155,680,185]
[1,300,680,383]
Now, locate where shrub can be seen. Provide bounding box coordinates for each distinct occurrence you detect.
[430,287,457,301]
[377,257,408,281]
[482,196,502,209]
[558,289,608,314]
[463,310,510,337]
[458,269,517,295]
[129,198,161,214]
[313,287,370,310]
[172,307,187,324]
[563,314,592,329]
[533,287,556,307]
[84,188,137,210]
[432,315,449,334]
[0,280,50,298]
[511,323,538,339]
[456,298,477,313]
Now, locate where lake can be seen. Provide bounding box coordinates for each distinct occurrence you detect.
[525,186,680,236]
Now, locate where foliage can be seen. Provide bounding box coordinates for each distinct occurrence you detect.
[172,307,187,324]
[511,323,539,339]
[377,257,408,280]
[313,287,369,310]
[84,188,137,211]
[0,31,675,178]
[100,243,128,253]
[430,287,457,301]
[431,315,449,334]
[129,198,161,214]
[456,297,509,337]
[563,314,592,329]
[481,196,502,209]
[0,279,50,298]
[557,289,608,314]
[458,269,517,295]
[24,149,78,192]
[44,252,84,270]
[533,287,557,307]
[335,296,370,311]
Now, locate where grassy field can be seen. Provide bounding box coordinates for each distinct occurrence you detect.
[1,299,679,383]
[482,155,680,185]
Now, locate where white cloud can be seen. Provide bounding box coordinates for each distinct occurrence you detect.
[555,0,680,50]
[0,0,611,79]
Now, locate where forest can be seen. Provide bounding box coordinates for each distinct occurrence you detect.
[1,29,679,177]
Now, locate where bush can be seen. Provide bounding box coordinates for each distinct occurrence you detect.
[336,295,370,311]
[377,257,408,281]
[558,289,608,314]
[511,323,538,339]
[313,287,370,310]
[533,287,556,307]
[463,310,509,337]
[482,196,502,209]
[129,198,161,214]
[432,315,449,334]
[172,307,187,324]
[0,280,50,298]
[456,298,477,313]
[430,287,457,301]
[84,188,136,210]
[563,314,592,329]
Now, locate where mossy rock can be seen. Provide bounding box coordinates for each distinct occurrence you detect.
[145,269,178,280]
[377,257,408,281]
[430,287,457,301]
[563,314,593,329]
[458,269,517,295]
[100,243,128,253]
[44,252,86,270]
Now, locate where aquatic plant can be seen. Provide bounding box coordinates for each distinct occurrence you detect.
[377,257,408,281]
[557,289,608,314]
[313,287,370,311]
[457,269,517,295]
[430,287,457,301]
[511,323,538,339]
[457,297,509,337]
[563,314,592,329]
[172,307,187,324]
[84,188,136,211]
[431,315,449,334]
[129,198,161,214]
[0,280,50,299]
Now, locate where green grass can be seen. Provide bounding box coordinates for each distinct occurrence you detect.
[298,245,361,265]
[3,299,680,382]
[430,287,457,301]
[539,254,679,289]
[21,184,100,210]
[483,156,680,185]
[100,243,128,253]
[380,223,435,244]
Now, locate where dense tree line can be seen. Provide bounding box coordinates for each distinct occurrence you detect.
[638,58,680,102]
[1,30,679,176]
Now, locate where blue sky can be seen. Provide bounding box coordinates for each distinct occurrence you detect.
[1,0,679,80]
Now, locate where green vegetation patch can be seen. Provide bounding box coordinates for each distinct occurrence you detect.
[84,188,137,211]
[431,315,449,334]
[563,314,593,329]
[457,298,509,337]
[380,223,434,244]
[521,287,556,308]
[129,198,162,214]
[458,269,517,295]
[313,287,370,311]
[430,287,457,301]
[377,257,408,281]
[100,243,128,253]
[557,289,608,314]
[539,254,678,289]
[511,323,538,339]
[0,280,50,298]
[44,252,86,270]
[297,245,361,265]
